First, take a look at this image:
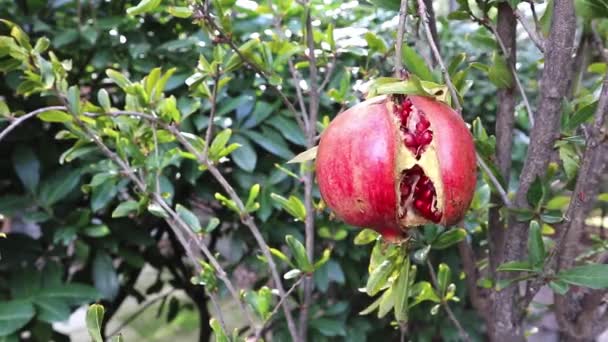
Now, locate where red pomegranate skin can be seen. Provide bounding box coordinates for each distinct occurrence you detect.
[316,95,476,235]
[315,96,402,238]
[409,96,477,225]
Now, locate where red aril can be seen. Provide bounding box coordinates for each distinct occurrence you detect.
[315,95,477,241]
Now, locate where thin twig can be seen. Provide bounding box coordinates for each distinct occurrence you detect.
[487,22,535,127]
[196,7,303,131]
[165,123,300,341]
[299,6,320,342]
[426,259,472,342]
[417,0,461,111]
[319,54,337,91]
[477,155,511,207]
[255,277,303,341]
[267,0,309,131]
[514,8,545,52]
[529,1,541,35]
[209,291,229,335]
[202,70,221,160]
[0,106,66,142]
[591,22,608,62]
[394,0,409,76]
[71,112,259,333]
[108,289,175,337]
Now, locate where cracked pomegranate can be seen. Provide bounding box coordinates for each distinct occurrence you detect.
[315,95,477,241]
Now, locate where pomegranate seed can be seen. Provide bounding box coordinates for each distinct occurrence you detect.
[414,199,425,211]
[403,133,416,147]
[419,130,433,145]
[423,188,433,199]
[416,117,430,132]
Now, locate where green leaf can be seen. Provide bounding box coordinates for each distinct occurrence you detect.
[176,204,202,233]
[310,318,347,337]
[370,76,430,97]
[86,304,104,342]
[36,284,100,305]
[111,200,139,218]
[393,257,411,322]
[230,135,257,172]
[245,184,260,212]
[110,335,124,342]
[207,129,231,158]
[93,252,119,300]
[287,146,318,164]
[402,45,435,81]
[0,300,35,336]
[12,145,40,193]
[549,280,570,295]
[527,176,545,209]
[528,220,545,268]
[67,86,80,115]
[33,297,71,323]
[38,169,81,206]
[98,89,111,112]
[432,228,467,250]
[557,264,608,289]
[270,248,294,268]
[205,217,220,233]
[284,269,302,279]
[270,193,306,221]
[539,0,554,36]
[567,101,597,131]
[285,235,312,272]
[33,37,50,53]
[147,203,169,218]
[105,69,132,90]
[364,32,387,54]
[83,225,111,238]
[366,259,395,296]
[313,248,332,269]
[38,110,72,123]
[126,0,162,15]
[167,6,193,18]
[210,318,229,342]
[496,260,536,272]
[448,53,467,75]
[354,229,380,245]
[242,129,294,159]
[546,195,570,210]
[447,10,470,20]
[437,263,451,298]
[488,52,513,89]
[409,281,440,307]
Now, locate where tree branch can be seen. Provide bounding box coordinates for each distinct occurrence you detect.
[416,0,461,111]
[513,8,545,52]
[299,7,320,341]
[0,106,66,142]
[394,0,409,76]
[426,259,471,342]
[494,0,577,339]
[255,277,303,341]
[488,3,516,283]
[201,70,220,161]
[554,75,608,339]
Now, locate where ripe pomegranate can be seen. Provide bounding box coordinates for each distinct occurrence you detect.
[316,95,476,241]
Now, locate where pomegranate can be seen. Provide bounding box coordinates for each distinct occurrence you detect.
[315,95,476,241]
